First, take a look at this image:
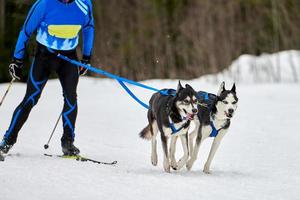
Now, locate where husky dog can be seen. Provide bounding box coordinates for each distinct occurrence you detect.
[139,82,198,173]
[186,82,238,173]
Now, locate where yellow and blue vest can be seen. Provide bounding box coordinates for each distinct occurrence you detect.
[14,0,94,59]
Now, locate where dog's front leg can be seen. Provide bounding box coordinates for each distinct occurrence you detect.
[186,124,205,170]
[188,121,199,160]
[170,136,178,170]
[188,132,196,160]
[203,131,226,174]
[174,133,189,170]
[161,133,170,173]
[186,132,202,171]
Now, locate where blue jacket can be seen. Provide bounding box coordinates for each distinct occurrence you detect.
[14,0,94,60]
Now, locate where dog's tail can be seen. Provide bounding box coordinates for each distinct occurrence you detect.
[139,124,152,140]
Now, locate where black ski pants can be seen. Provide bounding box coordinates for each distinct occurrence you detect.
[4,43,79,145]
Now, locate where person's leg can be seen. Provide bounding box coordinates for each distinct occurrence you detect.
[56,51,79,154]
[2,48,51,148]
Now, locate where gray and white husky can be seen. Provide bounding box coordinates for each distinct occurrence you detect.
[139,81,198,173]
[185,82,239,173]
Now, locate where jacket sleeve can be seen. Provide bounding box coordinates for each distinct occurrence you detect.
[82,0,95,59]
[13,0,46,60]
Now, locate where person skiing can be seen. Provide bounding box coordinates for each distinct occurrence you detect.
[0,0,94,158]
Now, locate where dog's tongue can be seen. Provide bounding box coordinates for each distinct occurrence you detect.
[186,113,194,120]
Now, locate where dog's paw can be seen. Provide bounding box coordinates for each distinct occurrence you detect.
[151,154,158,166]
[163,161,171,173]
[151,160,158,166]
[186,159,194,171]
[175,157,188,171]
[203,164,211,174]
[170,159,178,170]
[171,163,179,171]
[164,166,171,173]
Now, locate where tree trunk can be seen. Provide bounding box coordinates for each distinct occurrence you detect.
[0,0,5,48]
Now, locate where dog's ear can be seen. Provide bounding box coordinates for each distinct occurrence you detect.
[185,84,197,94]
[176,81,183,93]
[231,83,236,93]
[185,84,193,90]
[217,81,225,96]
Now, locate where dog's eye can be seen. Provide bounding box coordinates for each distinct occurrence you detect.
[222,100,228,104]
[184,99,190,104]
[232,101,237,105]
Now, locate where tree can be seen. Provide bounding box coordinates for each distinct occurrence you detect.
[0,0,5,48]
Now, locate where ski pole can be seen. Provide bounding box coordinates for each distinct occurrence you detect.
[44,112,62,149]
[0,78,15,108]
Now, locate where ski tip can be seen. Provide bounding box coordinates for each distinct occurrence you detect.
[112,161,117,165]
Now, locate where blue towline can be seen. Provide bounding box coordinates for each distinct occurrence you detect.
[54,52,175,109]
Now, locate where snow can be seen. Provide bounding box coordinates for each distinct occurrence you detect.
[200,50,300,84]
[1,51,300,200]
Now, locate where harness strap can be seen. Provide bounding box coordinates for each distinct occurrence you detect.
[166,97,189,135]
[210,121,219,137]
[204,92,209,100]
[169,116,190,135]
[210,120,230,137]
[197,91,209,100]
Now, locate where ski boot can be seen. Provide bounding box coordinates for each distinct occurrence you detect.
[61,140,80,156]
[0,139,13,161]
[0,151,4,161]
[0,139,13,154]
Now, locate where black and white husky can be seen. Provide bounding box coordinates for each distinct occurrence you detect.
[139,82,198,173]
[185,82,238,173]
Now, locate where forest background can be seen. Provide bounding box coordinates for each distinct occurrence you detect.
[0,0,299,82]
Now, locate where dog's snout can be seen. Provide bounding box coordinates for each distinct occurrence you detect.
[192,108,198,114]
[228,108,234,114]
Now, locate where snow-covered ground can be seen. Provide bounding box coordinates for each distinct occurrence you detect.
[201,50,300,84]
[0,76,299,200]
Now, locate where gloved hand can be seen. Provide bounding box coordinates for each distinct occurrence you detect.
[79,56,90,76]
[9,58,23,80]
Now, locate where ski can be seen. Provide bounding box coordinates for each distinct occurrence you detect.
[44,153,117,165]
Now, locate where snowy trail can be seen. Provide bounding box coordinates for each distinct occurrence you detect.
[0,78,299,200]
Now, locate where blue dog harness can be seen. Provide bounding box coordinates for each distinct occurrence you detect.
[162,89,191,135]
[168,116,190,135]
[196,91,223,137]
[210,121,219,137]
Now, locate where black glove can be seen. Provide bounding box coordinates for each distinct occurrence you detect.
[79,56,90,76]
[9,58,23,80]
